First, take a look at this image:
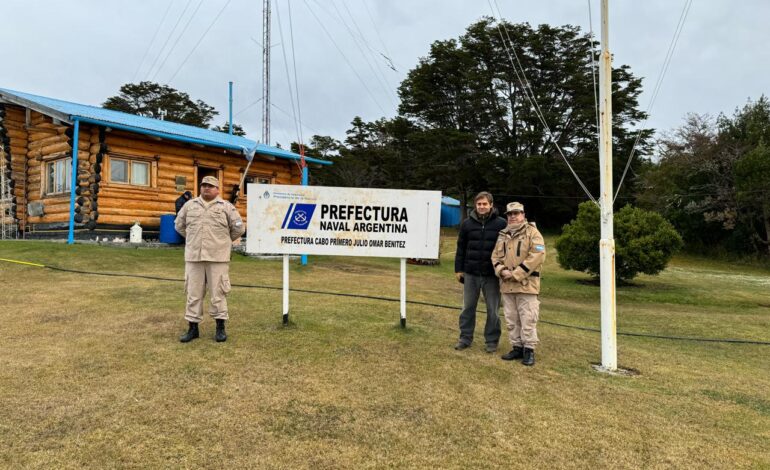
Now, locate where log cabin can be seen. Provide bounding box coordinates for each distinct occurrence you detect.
[0,88,331,240]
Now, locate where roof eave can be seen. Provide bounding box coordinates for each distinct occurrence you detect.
[0,91,72,124]
[72,116,250,154]
[252,143,333,166]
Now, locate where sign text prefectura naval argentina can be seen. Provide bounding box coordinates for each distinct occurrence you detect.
[318,204,408,233]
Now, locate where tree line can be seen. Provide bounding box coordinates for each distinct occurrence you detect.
[103,81,246,136]
[104,18,769,258]
[303,19,652,231]
[636,98,770,256]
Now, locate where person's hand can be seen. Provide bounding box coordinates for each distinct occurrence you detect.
[455,272,464,283]
[501,269,514,280]
[232,238,241,246]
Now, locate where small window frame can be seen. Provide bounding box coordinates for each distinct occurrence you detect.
[106,155,156,188]
[243,174,273,195]
[43,157,72,196]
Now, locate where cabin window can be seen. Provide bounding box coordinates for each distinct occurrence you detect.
[45,157,72,195]
[110,157,150,186]
[243,175,272,195]
[110,158,128,183]
[131,161,149,186]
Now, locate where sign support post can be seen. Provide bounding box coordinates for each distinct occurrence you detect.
[282,254,289,324]
[400,258,407,328]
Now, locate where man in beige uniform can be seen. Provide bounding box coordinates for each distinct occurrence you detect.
[175,176,245,343]
[491,202,546,366]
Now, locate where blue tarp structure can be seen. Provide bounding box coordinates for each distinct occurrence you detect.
[440,196,462,227]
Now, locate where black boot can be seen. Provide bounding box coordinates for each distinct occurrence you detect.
[501,346,524,361]
[179,322,199,343]
[522,348,535,366]
[215,319,227,342]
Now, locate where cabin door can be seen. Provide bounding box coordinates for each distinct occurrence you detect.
[196,167,221,196]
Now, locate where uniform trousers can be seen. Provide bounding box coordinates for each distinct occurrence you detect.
[501,293,540,349]
[184,261,232,323]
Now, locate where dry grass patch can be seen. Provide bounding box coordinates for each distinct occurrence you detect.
[0,236,768,468]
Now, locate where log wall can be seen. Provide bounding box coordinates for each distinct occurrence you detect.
[97,129,300,227]
[2,104,302,234]
[0,104,29,229]
[24,111,76,226]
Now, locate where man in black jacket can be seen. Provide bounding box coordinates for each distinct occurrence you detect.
[175,191,192,215]
[454,191,507,352]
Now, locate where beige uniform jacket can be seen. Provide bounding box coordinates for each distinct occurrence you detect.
[491,222,546,294]
[175,196,245,262]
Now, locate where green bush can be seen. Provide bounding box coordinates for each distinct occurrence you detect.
[556,202,684,281]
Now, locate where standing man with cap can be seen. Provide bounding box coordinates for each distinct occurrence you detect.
[175,176,245,343]
[492,202,546,366]
[454,191,507,352]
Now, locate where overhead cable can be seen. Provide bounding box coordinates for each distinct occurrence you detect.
[2,258,767,346]
[150,0,206,82]
[586,0,600,142]
[361,0,398,72]
[144,0,194,81]
[328,0,398,106]
[271,102,325,140]
[614,0,693,202]
[287,0,306,148]
[234,98,265,118]
[132,0,175,82]
[274,0,304,173]
[302,0,388,115]
[167,0,234,83]
[488,0,598,204]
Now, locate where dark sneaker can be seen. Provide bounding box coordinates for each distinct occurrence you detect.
[501,346,524,361]
[454,341,471,350]
[484,343,498,353]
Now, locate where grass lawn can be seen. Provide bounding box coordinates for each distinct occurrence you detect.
[1,232,768,468]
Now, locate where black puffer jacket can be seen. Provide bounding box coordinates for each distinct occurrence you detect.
[454,208,507,277]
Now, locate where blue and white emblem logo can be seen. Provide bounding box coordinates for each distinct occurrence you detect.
[282,203,317,229]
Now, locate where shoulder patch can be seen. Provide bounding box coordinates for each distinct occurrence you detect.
[535,244,545,252]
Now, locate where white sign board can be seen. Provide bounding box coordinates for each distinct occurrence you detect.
[246,185,441,259]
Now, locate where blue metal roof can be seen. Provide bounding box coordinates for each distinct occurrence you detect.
[441,196,461,206]
[0,87,331,166]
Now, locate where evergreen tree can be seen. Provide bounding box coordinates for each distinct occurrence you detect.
[103,81,218,128]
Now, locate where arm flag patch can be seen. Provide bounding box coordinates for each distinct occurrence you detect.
[535,244,545,252]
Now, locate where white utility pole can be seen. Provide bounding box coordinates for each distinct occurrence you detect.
[598,0,618,371]
[262,0,271,145]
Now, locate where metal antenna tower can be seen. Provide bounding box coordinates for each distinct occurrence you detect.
[262,0,271,145]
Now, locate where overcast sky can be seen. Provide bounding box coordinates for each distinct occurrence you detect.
[2,1,768,150]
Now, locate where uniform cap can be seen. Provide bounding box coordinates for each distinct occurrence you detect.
[505,202,525,214]
[201,176,220,188]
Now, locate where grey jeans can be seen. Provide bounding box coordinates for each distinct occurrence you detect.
[458,274,501,346]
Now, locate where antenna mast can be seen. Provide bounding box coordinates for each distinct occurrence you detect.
[262,0,271,145]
